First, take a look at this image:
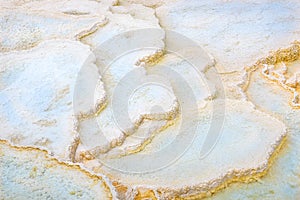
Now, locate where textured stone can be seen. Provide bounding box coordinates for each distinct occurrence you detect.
[0,0,299,199]
[0,140,113,200]
[0,40,105,160]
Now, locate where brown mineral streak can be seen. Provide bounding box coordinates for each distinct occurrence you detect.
[135,189,158,200]
[242,41,300,100]
[1,2,297,198]
[76,17,109,40]
[163,42,300,200]
[183,135,286,199]
[127,40,297,199]
[112,181,129,194]
[78,100,179,161]
[73,47,179,161]
[135,49,166,66]
[156,43,297,199]
[76,39,290,200]
[68,135,80,162]
[125,117,177,156]
[0,139,113,200]
[133,134,287,200]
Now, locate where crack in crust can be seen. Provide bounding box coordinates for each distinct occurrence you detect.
[131,133,287,200]
[135,49,165,66]
[242,41,300,108]
[0,139,114,199]
[78,99,179,161]
[75,17,109,40]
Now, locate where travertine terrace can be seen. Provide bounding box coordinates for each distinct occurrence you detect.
[0,0,300,199]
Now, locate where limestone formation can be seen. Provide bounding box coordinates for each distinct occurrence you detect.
[0,0,299,199]
[0,140,113,200]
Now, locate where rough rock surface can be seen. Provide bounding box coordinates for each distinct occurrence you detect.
[0,0,299,199]
[87,99,286,199]
[0,140,113,200]
[0,40,105,160]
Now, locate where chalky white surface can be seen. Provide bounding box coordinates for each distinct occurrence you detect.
[0,0,299,199]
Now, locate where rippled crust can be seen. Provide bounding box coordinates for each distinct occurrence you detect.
[157,133,287,200]
[85,99,286,199]
[243,41,300,108]
[0,10,106,52]
[0,40,105,160]
[0,0,299,199]
[0,140,113,200]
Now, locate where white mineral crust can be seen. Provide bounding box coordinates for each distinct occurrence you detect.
[0,40,105,160]
[0,0,299,199]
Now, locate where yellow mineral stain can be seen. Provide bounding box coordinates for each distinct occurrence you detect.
[0,139,113,200]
